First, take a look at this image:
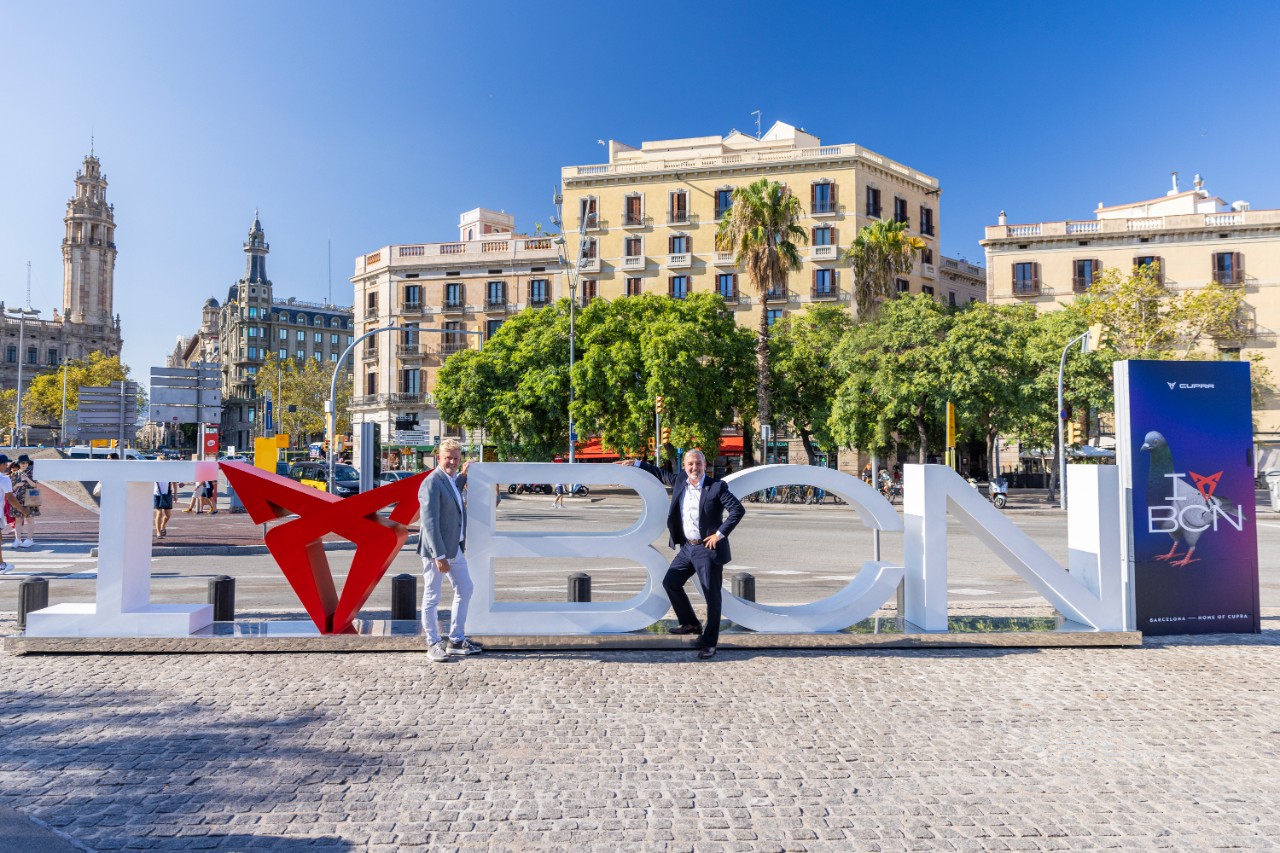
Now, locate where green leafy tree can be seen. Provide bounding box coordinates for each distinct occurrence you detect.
[436,302,571,460]
[0,389,14,436]
[574,293,755,461]
[767,304,854,464]
[24,352,133,425]
[944,302,1041,478]
[715,178,807,447]
[844,219,925,321]
[829,295,951,461]
[253,355,352,443]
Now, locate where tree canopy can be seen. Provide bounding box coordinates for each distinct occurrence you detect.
[24,352,132,424]
[767,304,853,463]
[844,219,924,320]
[254,355,353,442]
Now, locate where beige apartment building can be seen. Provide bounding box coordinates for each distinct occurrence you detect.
[982,173,1280,438]
[349,208,564,457]
[558,122,983,321]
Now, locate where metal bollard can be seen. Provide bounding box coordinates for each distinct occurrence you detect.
[207,575,235,622]
[18,577,49,630]
[391,573,418,620]
[568,572,591,602]
[731,572,756,602]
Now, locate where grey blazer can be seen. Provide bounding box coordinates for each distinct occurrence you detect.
[418,469,465,560]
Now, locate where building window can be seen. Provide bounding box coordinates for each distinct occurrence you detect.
[4,346,13,363]
[443,321,465,354]
[624,194,644,226]
[865,187,882,218]
[579,196,598,229]
[331,334,339,345]
[278,348,287,359]
[581,280,598,306]
[921,247,934,265]
[26,346,37,365]
[669,276,689,299]
[715,188,734,219]
[1012,262,1040,295]
[895,278,910,295]
[922,285,934,296]
[330,353,338,362]
[445,282,465,308]
[297,349,305,359]
[766,309,783,326]
[811,182,835,214]
[919,205,935,236]
[812,226,834,246]
[314,332,322,343]
[401,323,419,348]
[487,280,506,306]
[366,292,377,313]
[248,307,258,318]
[529,279,549,305]
[812,268,835,297]
[248,327,258,337]
[669,234,690,254]
[948,291,957,306]
[47,348,58,365]
[625,236,642,257]
[669,190,689,224]
[1134,255,1164,284]
[404,284,422,309]
[366,371,377,395]
[1213,252,1243,285]
[626,277,643,296]
[893,197,909,225]
[1073,258,1102,293]
[486,319,503,339]
[401,368,420,394]
[717,273,738,301]
[313,352,321,361]
[581,238,598,260]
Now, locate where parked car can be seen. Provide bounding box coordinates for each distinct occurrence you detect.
[377,470,421,486]
[287,461,362,496]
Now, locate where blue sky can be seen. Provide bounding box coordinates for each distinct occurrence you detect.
[2,0,1278,378]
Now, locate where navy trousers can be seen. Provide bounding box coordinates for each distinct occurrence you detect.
[663,542,723,647]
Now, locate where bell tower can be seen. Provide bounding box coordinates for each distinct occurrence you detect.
[61,151,122,356]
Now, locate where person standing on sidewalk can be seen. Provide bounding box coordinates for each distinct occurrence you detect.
[418,438,482,662]
[153,479,175,538]
[0,456,30,573]
[10,455,40,548]
[552,482,566,510]
[617,448,745,660]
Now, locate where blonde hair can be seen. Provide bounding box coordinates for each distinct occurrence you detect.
[439,438,464,453]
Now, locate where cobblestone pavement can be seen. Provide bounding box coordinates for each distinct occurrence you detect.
[2,620,1278,852]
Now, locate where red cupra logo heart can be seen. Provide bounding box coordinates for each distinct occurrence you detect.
[220,462,426,634]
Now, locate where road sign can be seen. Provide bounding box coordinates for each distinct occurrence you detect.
[149,364,222,426]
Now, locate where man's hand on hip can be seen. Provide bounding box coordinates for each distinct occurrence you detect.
[702,531,723,548]
[435,557,451,574]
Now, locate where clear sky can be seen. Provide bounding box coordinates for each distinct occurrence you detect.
[2,0,1279,380]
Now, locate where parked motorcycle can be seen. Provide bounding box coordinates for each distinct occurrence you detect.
[989,477,1009,509]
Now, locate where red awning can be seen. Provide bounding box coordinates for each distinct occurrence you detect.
[718,436,744,456]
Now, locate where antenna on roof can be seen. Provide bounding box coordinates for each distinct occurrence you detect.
[26,261,32,309]
[751,110,762,139]
[327,238,332,306]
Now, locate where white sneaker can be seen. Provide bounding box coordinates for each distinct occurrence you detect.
[0,562,13,574]
[20,539,33,548]
[427,640,449,662]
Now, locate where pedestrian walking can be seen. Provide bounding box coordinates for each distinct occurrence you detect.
[10,455,41,548]
[153,479,175,538]
[552,482,566,509]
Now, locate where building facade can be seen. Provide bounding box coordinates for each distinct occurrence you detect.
[216,214,354,451]
[1,152,124,440]
[982,173,1280,437]
[349,208,564,456]
[557,121,956,322]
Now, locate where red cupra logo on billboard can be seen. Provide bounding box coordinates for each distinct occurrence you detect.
[220,462,426,634]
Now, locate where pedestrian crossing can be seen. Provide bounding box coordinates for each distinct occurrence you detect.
[0,548,98,578]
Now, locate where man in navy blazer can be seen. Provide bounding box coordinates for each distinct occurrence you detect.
[623,448,745,659]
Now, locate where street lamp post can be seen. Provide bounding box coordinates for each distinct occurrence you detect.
[552,188,583,465]
[60,357,69,448]
[6,307,40,445]
[1056,330,1090,511]
[328,323,482,494]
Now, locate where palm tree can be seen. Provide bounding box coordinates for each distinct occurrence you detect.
[715,178,807,455]
[844,219,925,320]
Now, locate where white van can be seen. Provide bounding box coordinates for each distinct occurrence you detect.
[65,445,142,460]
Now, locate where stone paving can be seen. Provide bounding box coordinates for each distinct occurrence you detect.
[1,616,1278,852]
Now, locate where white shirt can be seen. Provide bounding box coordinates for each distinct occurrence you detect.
[154,481,170,496]
[681,477,703,542]
[446,473,465,540]
[0,474,11,498]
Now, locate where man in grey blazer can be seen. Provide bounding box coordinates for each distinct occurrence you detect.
[419,438,482,662]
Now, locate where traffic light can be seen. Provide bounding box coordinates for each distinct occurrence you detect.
[655,395,665,414]
[661,426,671,444]
[1066,421,1083,446]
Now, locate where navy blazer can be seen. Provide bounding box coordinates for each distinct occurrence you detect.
[637,460,745,565]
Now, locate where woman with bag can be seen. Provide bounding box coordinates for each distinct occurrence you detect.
[11,455,41,548]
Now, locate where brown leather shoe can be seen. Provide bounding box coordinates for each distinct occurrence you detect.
[697,646,716,660]
[669,623,703,635]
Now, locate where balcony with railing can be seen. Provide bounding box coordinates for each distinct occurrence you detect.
[442,299,467,313]
[622,255,645,271]
[484,296,510,312]
[441,341,470,356]
[986,208,1280,242]
[1012,279,1041,297]
[396,343,423,359]
[714,251,737,266]
[358,236,561,273]
[717,288,740,304]
[810,198,839,217]
[810,245,839,261]
[764,288,788,303]
[811,284,838,300]
[361,348,379,361]
[578,213,601,231]
[528,293,550,307]
[578,256,601,273]
[920,263,936,279]
[667,210,694,226]
[400,301,424,315]
[1214,270,1245,287]
[390,392,424,405]
[667,253,691,269]
[622,212,650,228]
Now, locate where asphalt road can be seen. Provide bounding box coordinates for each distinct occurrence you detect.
[18,490,1280,619]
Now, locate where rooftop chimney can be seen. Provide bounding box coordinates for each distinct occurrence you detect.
[1168,171,1180,196]
[997,210,1006,225]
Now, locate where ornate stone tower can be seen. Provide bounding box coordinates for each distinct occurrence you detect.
[243,210,271,291]
[61,152,122,357]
